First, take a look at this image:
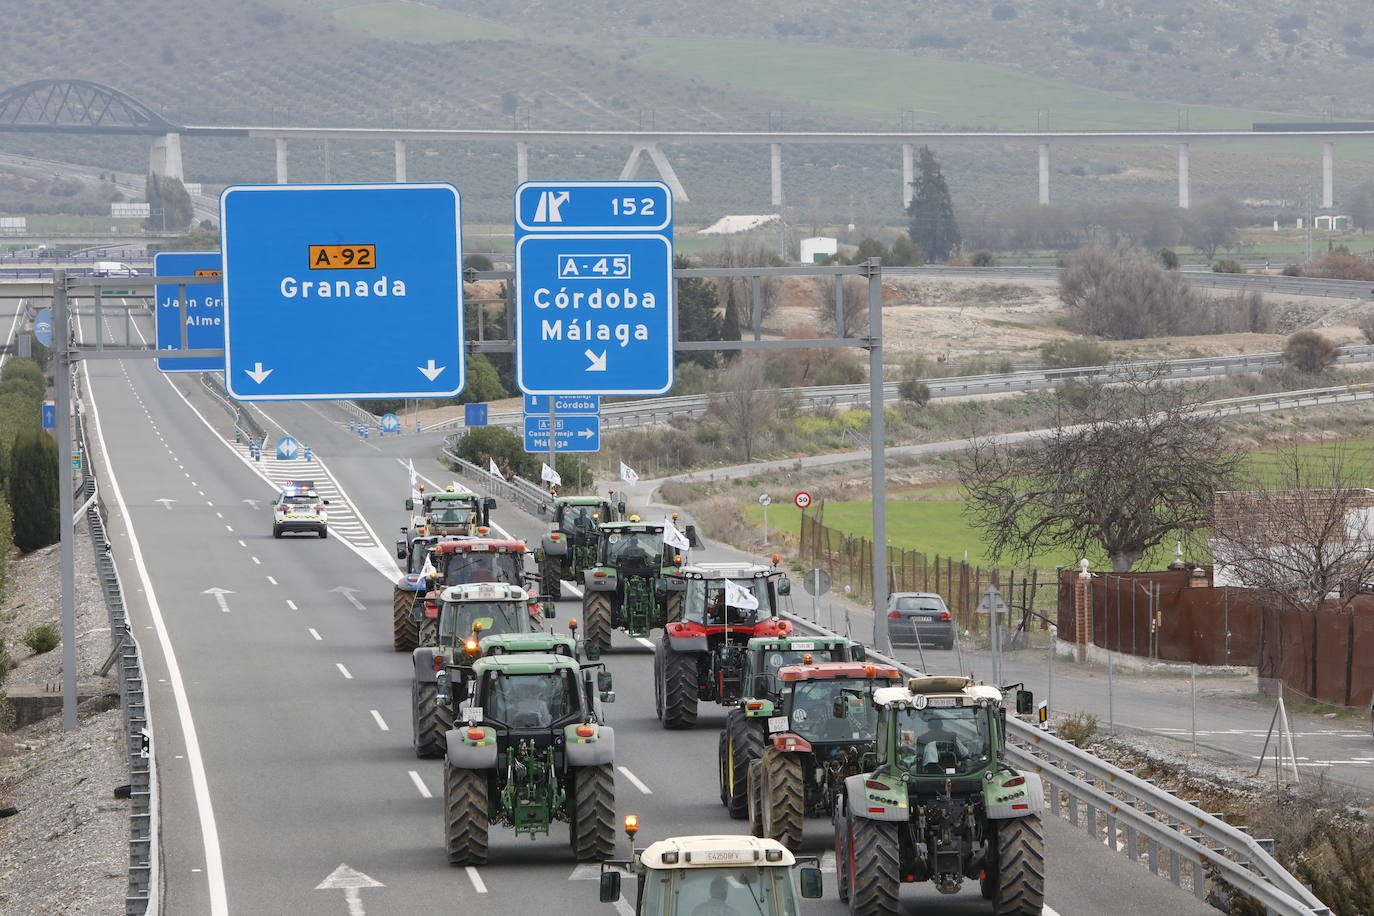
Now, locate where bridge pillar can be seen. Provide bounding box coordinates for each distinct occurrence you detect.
[1177,143,1190,209]
[149,133,184,182]
[770,143,782,207]
[394,140,407,182]
[275,138,288,184]
[517,141,529,185]
[618,143,689,203]
[1038,143,1050,205]
[1322,141,1334,209]
[902,143,914,208]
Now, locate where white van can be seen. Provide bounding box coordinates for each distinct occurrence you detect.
[92,261,139,277]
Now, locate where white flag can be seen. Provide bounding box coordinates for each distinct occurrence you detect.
[724,578,759,611]
[410,487,424,506]
[420,554,438,579]
[541,463,561,486]
[407,458,418,488]
[663,516,690,551]
[488,459,504,480]
[620,462,640,485]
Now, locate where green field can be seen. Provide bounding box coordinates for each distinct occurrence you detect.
[333,2,519,42]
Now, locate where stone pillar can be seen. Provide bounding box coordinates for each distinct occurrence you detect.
[770,143,782,207]
[1177,143,1190,209]
[149,132,184,182]
[1323,141,1334,209]
[1072,559,1093,663]
[393,139,407,182]
[517,141,529,185]
[275,138,288,184]
[902,143,914,208]
[1038,143,1050,205]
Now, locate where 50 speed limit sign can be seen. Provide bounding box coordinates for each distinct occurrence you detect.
[794,491,813,509]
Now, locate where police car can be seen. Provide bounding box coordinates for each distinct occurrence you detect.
[271,480,329,539]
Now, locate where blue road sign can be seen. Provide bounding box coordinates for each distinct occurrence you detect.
[42,401,55,430]
[379,413,401,434]
[221,183,464,400]
[465,403,488,427]
[523,415,600,453]
[522,394,600,415]
[276,436,301,460]
[155,251,223,372]
[515,181,672,396]
[33,308,53,348]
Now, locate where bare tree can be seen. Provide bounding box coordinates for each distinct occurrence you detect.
[708,357,779,462]
[1059,247,1197,339]
[959,370,1242,571]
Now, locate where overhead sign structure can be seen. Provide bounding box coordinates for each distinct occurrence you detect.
[523,415,600,453]
[515,181,673,396]
[221,183,463,400]
[34,308,53,348]
[155,251,223,372]
[276,436,301,460]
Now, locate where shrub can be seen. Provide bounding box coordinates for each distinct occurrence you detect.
[1056,711,1098,745]
[1359,312,1374,344]
[9,427,57,552]
[1038,337,1111,369]
[1159,248,1179,270]
[813,355,866,386]
[463,253,493,271]
[1283,330,1340,375]
[1306,253,1374,281]
[970,250,996,267]
[0,691,13,733]
[0,637,10,688]
[898,379,930,407]
[888,234,922,267]
[1281,264,1303,276]
[1212,258,1246,274]
[1,358,43,389]
[21,622,59,655]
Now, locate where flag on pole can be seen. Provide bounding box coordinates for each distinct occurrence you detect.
[724,578,760,611]
[488,459,504,480]
[420,554,438,579]
[410,488,424,506]
[620,462,640,485]
[407,459,418,488]
[663,516,690,550]
[541,462,562,486]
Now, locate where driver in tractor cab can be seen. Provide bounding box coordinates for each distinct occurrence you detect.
[492,677,553,728]
[690,876,741,916]
[566,505,597,535]
[902,711,973,773]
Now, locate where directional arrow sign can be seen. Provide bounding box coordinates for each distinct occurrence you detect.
[276,436,301,460]
[523,415,600,453]
[515,181,673,396]
[154,251,223,372]
[202,587,235,613]
[315,863,384,915]
[330,586,366,611]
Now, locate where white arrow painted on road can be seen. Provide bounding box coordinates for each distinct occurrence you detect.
[241,499,261,511]
[154,498,176,510]
[418,359,445,381]
[202,587,235,613]
[584,349,607,372]
[315,863,384,916]
[331,586,366,611]
[245,362,273,384]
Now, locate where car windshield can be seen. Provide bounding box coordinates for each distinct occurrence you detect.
[560,505,600,535]
[788,680,881,743]
[894,596,944,612]
[894,706,992,777]
[281,495,316,506]
[439,600,525,639]
[684,578,772,625]
[484,670,578,728]
[605,531,663,564]
[639,866,800,916]
[442,552,521,586]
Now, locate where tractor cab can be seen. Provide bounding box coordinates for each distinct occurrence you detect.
[410,489,495,538]
[671,563,791,629]
[597,521,674,578]
[538,496,624,599]
[744,636,867,703]
[429,538,529,589]
[434,582,550,643]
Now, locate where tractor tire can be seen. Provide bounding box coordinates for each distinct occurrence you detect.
[654,639,665,720]
[847,813,900,916]
[392,585,419,652]
[834,806,851,904]
[665,591,683,624]
[541,562,563,600]
[412,681,450,759]
[658,639,699,730]
[760,747,805,851]
[717,729,730,806]
[584,592,613,656]
[722,710,764,818]
[569,764,616,861]
[444,761,489,866]
[992,815,1046,915]
[746,760,764,838]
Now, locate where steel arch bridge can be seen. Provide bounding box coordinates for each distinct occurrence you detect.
[0,79,179,134]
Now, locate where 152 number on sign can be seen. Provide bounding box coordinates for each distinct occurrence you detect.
[609,197,657,216]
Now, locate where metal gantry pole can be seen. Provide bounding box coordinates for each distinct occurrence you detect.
[866,258,891,654]
[54,270,78,731]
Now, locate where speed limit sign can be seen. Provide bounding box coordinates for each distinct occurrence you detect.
[794,491,813,509]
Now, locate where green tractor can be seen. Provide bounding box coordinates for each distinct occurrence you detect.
[833,675,1045,915]
[406,486,495,538]
[536,495,625,599]
[410,582,559,758]
[438,652,618,864]
[580,519,688,654]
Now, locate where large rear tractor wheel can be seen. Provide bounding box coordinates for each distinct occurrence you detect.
[665,591,684,624]
[760,747,805,852]
[834,804,851,904]
[541,561,563,600]
[658,640,699,730]
[584,592,613,655]
[847,813,900,916]
[746,760,764,838]
[569,764,616,861]
[992,815,1045,915]
[392,585,419,652]
[722,710,764,818]
[444,761,489,866]
[412,681,450,759]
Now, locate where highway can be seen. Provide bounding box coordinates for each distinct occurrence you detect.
[67,304,1223,914]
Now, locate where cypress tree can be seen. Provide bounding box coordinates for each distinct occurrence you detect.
[9,427,58,552]
[674,254,720,368]
[906,146,960,263]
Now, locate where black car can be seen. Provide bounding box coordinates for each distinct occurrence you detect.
[886,592,955,649]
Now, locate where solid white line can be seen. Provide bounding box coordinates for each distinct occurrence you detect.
[409,770,432,798]
[82,354,228,913]
[308,628,322,641]
[617,766,653,795]
[336,663,353,680]
[286,600,298,611]
[465,866,487,894]
[370,710,389,731]
[636,637,655,649]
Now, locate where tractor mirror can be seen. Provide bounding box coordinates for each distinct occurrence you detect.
[449,680,469,703]
[798,866,823,899]
[1015,689,1034,715]
[395,540,407,559]
[585,643,602,661]
[599,870,621,903]
[851,645,867,662]
[777,578,791,596]
[597,672,613,692]
[484,497,497,511]
[600,690,616,704]
[543,602,556,619]
[832,695,848,719]
[405,499,414,511]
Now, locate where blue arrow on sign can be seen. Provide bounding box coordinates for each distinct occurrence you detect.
[276,436,301,460]
[523,415,600,453]
[33,308,53,348]
[41,402,55,430]
[155,251,223,372]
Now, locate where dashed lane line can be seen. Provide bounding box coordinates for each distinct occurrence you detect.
[617,766,652,795]
[370,710,389,732]
[308,628,322,641]
[286,600,298,611]
[336,663,353,680]
[465,867,487,894]
[408,770,432,799]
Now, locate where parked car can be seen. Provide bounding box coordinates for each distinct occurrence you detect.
[885,591,955,649]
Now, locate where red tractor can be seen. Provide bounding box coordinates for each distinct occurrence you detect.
[394,538,534,650]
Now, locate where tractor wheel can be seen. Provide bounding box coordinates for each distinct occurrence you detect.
[992,815,1045,915]
[569,764,616,861]
[584,592,613,655]
[847,813,900,916]
[665,590,684,624]
[760,747,805,852]
[722,710,764,819]
[392,585,419,652]
[658,639,699,730]
[746,760,764,838]
[717,729,730,806]
[444,761,489,866]
[654,639,665,720]
[541,561,563,600]
[834,804,851,904]
[412,681,448,759]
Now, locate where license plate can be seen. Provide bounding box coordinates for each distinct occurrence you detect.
[768,716,789,734]
[790,641,814,650]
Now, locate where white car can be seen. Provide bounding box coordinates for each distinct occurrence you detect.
[271,480,329,539]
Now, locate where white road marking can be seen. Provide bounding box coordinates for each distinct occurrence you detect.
[225,525,233,532]
[251,556,261,565]
[286,600,298,611]
[237,539,246,548]
[266,576,278,585]
[336,663,353,680]
[409,770,432,798]
[617,766,653,795]
[636,637,655,649]
[370,710,389,731]
[215,512,223,518]
[308,628,322,641]
[465,866,487,894]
